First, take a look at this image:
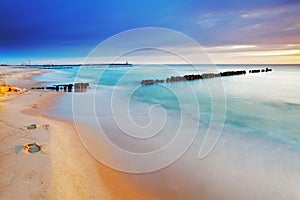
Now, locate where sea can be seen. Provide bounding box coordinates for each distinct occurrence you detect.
[33,64,300,199]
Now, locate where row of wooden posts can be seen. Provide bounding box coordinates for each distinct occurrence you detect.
[141,68,272,85]
[31,82,89,92]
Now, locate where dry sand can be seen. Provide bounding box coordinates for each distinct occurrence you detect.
[0,67,114,199]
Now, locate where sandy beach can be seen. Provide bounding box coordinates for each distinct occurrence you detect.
[0,66,169,200]
[0,67,115,199]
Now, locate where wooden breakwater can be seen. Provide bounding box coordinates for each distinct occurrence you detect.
[141,68,272,85]
[31,82,89,92]
[249,67,272,73]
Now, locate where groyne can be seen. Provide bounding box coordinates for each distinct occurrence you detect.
[141,68,272,85]
[31,82,89,92]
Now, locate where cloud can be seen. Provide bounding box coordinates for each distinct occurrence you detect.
[189,1,300,48]
[1,0,299,64]
[240,7,286,19]
[206,43,300,64]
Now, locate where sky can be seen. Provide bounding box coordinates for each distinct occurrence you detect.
[0,0,299,64]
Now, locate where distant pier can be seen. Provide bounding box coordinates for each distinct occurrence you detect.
[14,62,133,69]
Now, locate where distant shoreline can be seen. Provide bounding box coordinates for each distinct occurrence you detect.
[0,62,133,68]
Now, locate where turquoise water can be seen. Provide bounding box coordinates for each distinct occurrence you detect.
[34,64,300,199]
[35,64,300,150]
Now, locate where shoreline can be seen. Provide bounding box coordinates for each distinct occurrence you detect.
[0,67,114,199]
[2,66,300,199]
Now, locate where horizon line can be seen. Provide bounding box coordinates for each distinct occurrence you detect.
[2,63,300,67]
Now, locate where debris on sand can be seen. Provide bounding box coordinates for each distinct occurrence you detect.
[0,84,21,95]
